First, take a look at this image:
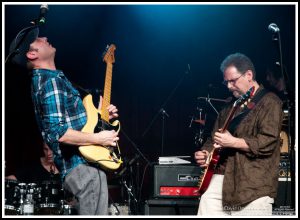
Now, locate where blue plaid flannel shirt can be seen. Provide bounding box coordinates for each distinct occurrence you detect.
[31,69,87,180]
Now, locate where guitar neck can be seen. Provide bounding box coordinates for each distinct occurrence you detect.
[101,63,113,122]
[220,87,254,132]
[220,106,238,133]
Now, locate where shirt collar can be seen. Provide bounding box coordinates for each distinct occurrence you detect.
[32,69,65,78]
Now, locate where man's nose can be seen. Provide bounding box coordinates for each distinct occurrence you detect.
[227,84,233,90]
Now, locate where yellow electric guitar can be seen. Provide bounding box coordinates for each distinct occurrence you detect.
[79,44,122,170]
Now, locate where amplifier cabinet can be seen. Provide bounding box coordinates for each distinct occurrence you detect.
[144,198,199,215]
[153,165,202,198]
[273,157,294,212]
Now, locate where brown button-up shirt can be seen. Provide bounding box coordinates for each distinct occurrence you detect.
[201,85,283,209]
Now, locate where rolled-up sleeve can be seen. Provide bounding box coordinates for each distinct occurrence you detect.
[41,78,69,144]
[243,96,283,157]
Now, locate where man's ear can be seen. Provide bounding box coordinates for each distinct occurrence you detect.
[26,50,38,60]
[245,70,253,81]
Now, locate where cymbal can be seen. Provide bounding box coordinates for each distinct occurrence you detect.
[194,119,205,125]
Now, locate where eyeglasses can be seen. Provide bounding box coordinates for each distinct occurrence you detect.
[222,73,244,86]
[28,47,39,52]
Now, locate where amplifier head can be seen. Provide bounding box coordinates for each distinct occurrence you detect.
[153,165,202,198]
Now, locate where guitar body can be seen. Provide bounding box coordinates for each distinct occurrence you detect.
[79,44,122,171]
[198,148,220,195]
[81,94,100,133]
[79,94,121,170]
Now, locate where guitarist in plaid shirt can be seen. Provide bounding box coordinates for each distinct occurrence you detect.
[10,32,119,215]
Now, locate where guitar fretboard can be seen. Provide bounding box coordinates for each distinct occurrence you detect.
[101,63,113,122]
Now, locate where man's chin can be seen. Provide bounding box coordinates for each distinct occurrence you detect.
[232,91,240,98]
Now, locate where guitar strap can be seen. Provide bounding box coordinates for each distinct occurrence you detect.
[227,88,269,134]
[70,80,90,97]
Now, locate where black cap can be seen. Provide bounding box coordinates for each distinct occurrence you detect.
[8,26,39,68]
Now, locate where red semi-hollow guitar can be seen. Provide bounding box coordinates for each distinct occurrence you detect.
[198,86,255,195]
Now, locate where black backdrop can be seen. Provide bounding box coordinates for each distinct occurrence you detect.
[4,3,296,203]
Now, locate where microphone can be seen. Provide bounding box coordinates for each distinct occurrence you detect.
[38,4,49,25]
[160,108,169,117]
[268,23,280,33]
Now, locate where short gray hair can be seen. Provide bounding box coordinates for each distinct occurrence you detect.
[220,53,256,80]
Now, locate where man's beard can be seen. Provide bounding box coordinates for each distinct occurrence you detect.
[232,90,242,98]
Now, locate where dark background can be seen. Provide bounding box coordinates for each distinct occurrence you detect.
[4,4,296,203]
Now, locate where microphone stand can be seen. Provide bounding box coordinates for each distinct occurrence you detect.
[195,107,206,146]
[206,95,219,115]
[271,29,295,211]
[120,129,151,166]
[198,93,220,115]
[121,180,137,215]
[160,108,169,156]
[119,129,151,214]
[141,64,190,156]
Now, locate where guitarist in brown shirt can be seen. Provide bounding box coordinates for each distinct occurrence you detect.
[194,53,283,216]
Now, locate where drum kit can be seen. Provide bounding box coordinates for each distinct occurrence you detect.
[5,178,130,215]
[4,179,77,215]
[107,175,134,215]
[108,203,129,215]
[190,94,232,147]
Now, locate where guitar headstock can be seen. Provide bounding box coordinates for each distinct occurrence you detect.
[103,44,116,64]
[233,86,255,107]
